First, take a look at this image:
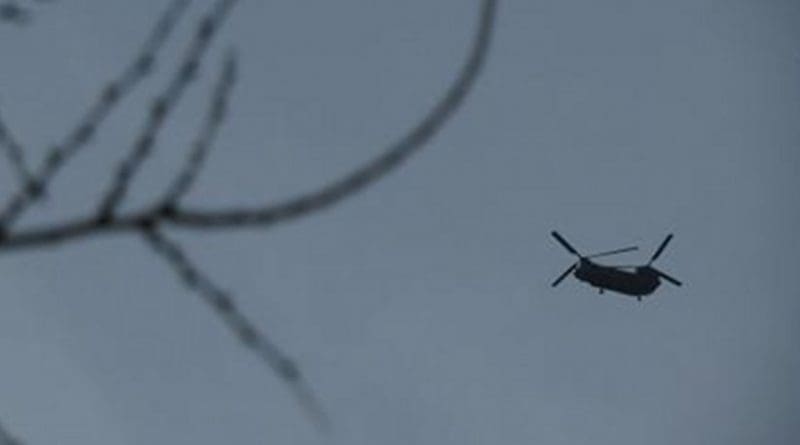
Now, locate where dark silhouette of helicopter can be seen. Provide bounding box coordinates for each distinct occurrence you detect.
[550,231,682,301]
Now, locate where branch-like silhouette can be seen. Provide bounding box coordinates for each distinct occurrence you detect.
[0,0,190,230]
[160,50,237,207]
[96,0,236,220]
[142,227,330,430]
[0,0,498,439]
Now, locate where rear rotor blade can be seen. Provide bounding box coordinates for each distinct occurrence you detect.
[551,231,580,256]
[586,246,638,259]
[551,263,577,287]
[649,234,673,264]
[654,268,682,286]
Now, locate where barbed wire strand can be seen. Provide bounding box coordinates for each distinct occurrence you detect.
[0,0,190,230]
[0,106,34,188]
[141,227,330,430]
[160,48,237,207]
[166,0,497,230]
[96,0,238,220]
[0,0,498,441]
[0,0,497,434]
[0,0,497,254]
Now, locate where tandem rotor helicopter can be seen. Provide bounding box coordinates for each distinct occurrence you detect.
[550,231,682,301]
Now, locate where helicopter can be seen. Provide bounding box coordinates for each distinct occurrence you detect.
[550,231,682,301]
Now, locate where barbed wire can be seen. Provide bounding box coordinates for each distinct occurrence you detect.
[160,49,237,208]
[0,0,190,231]
[168,0,497,230]
[97,0,238,220]
[142,227,330,430]
[0,0,497,251]
[0,0,498,440]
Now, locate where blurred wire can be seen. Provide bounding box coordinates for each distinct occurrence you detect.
[142,227,330,429]
[161,49,238,207]
[97,0,238,219]
[0,0,190,228]
[0,0,499,435]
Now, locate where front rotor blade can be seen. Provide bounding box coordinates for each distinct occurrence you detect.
[586,246,639,258]
[649,234,674,264]
[654,268,682,286]
[551,231,580,256]
[551,263,577,287]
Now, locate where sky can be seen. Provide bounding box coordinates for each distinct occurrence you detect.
[1,0,799,444]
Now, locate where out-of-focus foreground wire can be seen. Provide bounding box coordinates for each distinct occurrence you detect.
[0,0,191,229]
[0,0,498,441]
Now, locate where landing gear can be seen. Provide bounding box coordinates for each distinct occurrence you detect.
[636,296,642,302]
[599,288,604,294]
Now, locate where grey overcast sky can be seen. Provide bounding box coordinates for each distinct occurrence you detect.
[1,0,799,444]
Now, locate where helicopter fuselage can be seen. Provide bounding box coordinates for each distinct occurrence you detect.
[573,259,660,297]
